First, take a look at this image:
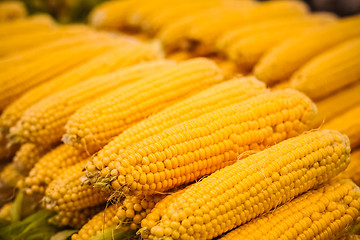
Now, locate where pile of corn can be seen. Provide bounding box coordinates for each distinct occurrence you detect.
[0,0,360,239]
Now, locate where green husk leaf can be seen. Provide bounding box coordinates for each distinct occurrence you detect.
[90,228,137,240]
[50,230,77,240]
[0,209,57,240]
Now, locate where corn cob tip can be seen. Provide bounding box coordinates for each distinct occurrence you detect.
[62,133,81,149]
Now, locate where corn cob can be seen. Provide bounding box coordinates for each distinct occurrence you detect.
[49,204,104,229]
[43,159,111,212]
[63,58,223,154]
[13,143,52,175]
[0,41,159,142]
[342,150,360,188]
[9,60,174,147]
[0,14,55,37]
[254,14,360,85]
[0,25,92,56]
[0,202,12,221]
[0,38,121,110]
[0,1,26,22]
[140,129,351,239]
[181,0,309,52]
[217,14,336,69]
[316,82,360,121]
[159,0,308,53]
[87,77,267,181]
[97,89,319,195]
[71,204,119,240]
[73,187,186,240]
[23,144,88,195]
[324,106,360,149]
[219,178,360,240]
[290,37,360,100]
[216,14,335,54]
[89,0,135,29]
[139,0,229,34]
[0,32,104,70]
[0,163,24,188]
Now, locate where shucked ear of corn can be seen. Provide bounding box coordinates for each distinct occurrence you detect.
[159,0,309,53]
[0,39,160,149]
[49,204,104,229]
[0,13,55,37]
[140,129,351,239]
[95,89,319,195]
[0,34,122,111]
[219,178,360,240]
[23,144,88,195]
[9,60,174,147]
[63,58,223,154]
[290,37,360,100]
[0,24,93,57]
[43,160,110,212]
[216,13,337,70]
[86,76,267,182]
[71,204,118,240]
[341,150,360,187]
[316,82,360,122]
[13,143,52,176]
[324,105,360,149]
[254,14,360,85]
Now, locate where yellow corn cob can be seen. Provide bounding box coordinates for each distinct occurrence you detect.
[71,204,118,240]
[0,31,105,70]
[89,0,136,29]
[0,1,26,22]
[43,160,110,212]
[140,129,351,239]
[139,0,229,34]
[0,38,122,110]
[23,144,88,195]
[73,186,186,240]
[217,14,336,70]
[342,150,360,188]
[316,82,360,121]
[96,89,319,195]
[0,202,12,221]
[0,14,55,37]
[0,41,160,142]
[187,0,309,51]
[63,58,223,154]
[159,0,308,53]
[0,163,24,188]
[0,25,93,56]
[324,106,360,149]
[254,14,360,85]
[9,60,175,147]
[290,37,360,100]
[49,205,104,229]
[87,77,267,181]
[219,178,360,240]
[13,143,52,175]
[216,13,336,54]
